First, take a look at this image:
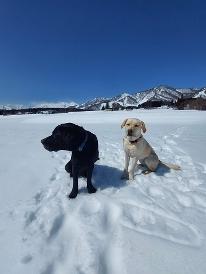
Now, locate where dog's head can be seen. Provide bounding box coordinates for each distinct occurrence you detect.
[121,118,146,140]
[41,123,86,152]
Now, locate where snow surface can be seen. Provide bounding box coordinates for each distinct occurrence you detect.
[0,109,206,274]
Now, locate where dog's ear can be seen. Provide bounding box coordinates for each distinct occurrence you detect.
[121,119,128,128]
[141,121,146,133]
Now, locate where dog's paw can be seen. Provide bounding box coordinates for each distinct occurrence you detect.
[142,170,152,175]
[129,172,135,180]
[121,170,129,180]
[87,185,97,194]
[68,190,78,199]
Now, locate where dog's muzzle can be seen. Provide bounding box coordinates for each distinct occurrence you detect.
[41,137,49,146]
[41,137,57,151]
[127,129,133,136]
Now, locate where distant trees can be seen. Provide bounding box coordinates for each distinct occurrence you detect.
[101,102,123,111]
[112,102,120,111]
[101,102,110,110]
[105,102,110,109]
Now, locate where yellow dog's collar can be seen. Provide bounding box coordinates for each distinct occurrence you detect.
[128,135,142,144]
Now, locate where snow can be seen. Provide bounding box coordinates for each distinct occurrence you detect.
[32,101,78,108]
[0,109,206,274]
[0,104,25,110]
[79,85,203,110]
[193,88,206,99]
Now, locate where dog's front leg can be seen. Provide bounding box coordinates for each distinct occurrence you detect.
[86,164,97,194]
[129,157,137,180]
[65,160,73,177]
[121,153,130,179]
[68,166,79,199]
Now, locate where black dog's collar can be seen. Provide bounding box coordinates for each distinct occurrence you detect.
[129,135,142,144]
[78,132,88,151]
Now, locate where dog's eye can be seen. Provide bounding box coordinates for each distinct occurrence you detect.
[135,125,139,127]
[126,124,130,126]
[54,132,61,137]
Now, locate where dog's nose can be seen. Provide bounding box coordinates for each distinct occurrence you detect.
[128,129,133,136]
[41,138,46,144]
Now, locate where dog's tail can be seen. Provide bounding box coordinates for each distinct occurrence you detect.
[160,161,181,170]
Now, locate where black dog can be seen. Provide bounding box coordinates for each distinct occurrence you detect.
[41,123,99,199]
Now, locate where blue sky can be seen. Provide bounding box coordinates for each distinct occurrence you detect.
[0,0,206,104]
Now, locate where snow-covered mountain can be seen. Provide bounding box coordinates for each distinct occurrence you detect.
[0,101,79,110]
[79,85,203,110]
[193,87,206,99]
[78,97,110,111]
[0,104,25,110]
[1,85,205,111]
[32,101,79,108]
[110,93,138,107]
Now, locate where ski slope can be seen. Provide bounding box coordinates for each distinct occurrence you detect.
[0,109,206,274]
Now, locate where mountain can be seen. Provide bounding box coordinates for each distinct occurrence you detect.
[0,104,25,110]
[0,101,79,110]
[110,93,138,107]
[78,97,110,111]
[32,101,79,109]
[193,87,206,99]
[1,85,205,112]
[79,85,203,110]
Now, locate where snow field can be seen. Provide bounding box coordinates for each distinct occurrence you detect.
[0,109,206,274]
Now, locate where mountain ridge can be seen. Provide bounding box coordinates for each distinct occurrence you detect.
[0,85,205,110]
[79,85,206,110]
